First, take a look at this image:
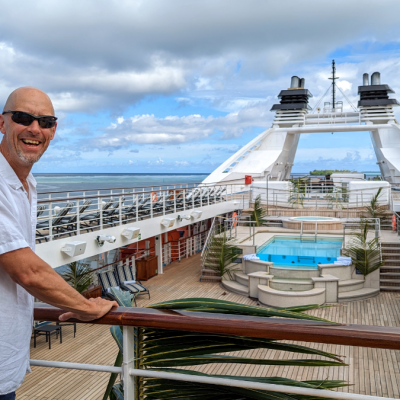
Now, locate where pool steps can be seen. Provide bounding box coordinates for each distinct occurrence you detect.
[258,287,326,308]
[380,242,400,292]
[222,260,381,306]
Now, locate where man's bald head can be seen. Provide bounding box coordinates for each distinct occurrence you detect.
[4,87,55,116]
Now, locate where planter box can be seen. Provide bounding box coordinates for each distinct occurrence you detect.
[82,285,102,299]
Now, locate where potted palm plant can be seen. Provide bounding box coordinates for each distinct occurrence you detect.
[62,261,94,294]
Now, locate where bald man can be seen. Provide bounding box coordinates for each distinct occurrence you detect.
[0,87,118,399]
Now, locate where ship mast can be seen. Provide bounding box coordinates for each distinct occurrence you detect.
[328,60,339,110]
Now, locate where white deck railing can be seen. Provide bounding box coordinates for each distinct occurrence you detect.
[35,182,249,243]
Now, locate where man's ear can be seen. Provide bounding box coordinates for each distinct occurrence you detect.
[0,115,6,135]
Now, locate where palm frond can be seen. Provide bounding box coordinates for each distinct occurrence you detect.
[61,262,93,293]
[206,233,241,279]
[251,195,267,226]
[343,219,383,276]
[104,296,348,399]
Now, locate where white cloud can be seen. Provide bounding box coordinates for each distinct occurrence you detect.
[84,101,271,150]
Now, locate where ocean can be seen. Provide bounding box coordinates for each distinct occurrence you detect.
[34,173,209,194]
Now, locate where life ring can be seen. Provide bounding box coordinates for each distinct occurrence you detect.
[232,212,238,228]
[151,191,157,202]
[392,214,397,230]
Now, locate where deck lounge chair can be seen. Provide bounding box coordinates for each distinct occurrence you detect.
[36,202,75,242]
[80,198,114,229]
[37,205,46,217]
[103,197,126,224]
[59,199,93,233]
[114,261,150,299]
[97,269,137,306]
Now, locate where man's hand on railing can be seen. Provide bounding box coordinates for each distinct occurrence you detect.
[59,297,118,322]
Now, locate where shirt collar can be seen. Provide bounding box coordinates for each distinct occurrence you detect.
[0,152,37,190]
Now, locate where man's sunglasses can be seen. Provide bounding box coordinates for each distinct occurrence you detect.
[2,110,57,129]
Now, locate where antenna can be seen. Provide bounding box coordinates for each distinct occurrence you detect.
[328,60,339,110]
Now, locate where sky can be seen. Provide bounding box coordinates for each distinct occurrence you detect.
[1,1,400,174]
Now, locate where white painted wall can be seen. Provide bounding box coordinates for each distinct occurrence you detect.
[36,200,241,268]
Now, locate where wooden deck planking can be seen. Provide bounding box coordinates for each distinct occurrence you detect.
[18,253,400,399]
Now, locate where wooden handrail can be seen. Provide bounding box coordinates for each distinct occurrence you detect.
[34,305,400,351]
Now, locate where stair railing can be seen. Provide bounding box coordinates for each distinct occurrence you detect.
[200,216,218,268]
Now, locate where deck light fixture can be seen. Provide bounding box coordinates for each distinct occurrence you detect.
[96,235,117,247]
[177,214,191,222]
[191,210,203,219]
[61,241,87,257]
[161,218,175,228]
[121,227,141,240]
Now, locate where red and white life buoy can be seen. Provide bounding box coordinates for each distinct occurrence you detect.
[151,191,158,202]
[392,214,397,231]
[232,212,238,228]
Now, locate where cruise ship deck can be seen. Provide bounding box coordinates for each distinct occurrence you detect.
[19,254,400,399]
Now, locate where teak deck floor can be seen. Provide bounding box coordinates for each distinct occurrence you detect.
[18,253,400,399]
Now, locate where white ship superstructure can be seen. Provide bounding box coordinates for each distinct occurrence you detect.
[203,69,400,185]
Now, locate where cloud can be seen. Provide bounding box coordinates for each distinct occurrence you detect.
[293,149,379,172]
[1,1,400,113]
[84,101,271,150]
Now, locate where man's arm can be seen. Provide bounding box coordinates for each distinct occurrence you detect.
[0,247,118,321]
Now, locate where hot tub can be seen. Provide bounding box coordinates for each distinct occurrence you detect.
[282,216,343,231]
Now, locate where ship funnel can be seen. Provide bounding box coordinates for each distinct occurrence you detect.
[299,78,305,88]
[371,72,381,85]
[363,73,369,86]
[290,76,300,88]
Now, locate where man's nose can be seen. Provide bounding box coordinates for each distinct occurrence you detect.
[27,119,41,134]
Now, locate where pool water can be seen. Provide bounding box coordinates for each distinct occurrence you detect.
[257,236,342,268]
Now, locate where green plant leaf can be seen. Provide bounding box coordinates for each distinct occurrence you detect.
[143,354,346,368]
[61,261,93,294]
[147,298,337,323]
[109,287,135,306]
[102,350,123,400]
[110,382,124,400]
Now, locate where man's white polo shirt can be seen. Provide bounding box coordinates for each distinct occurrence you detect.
[0,152,37,394]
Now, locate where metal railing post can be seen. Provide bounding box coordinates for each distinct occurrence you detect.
[174,190,177,213]
[119,196,122,225]
[163,191,166,216]
[49,202,53,241]
[76,201,80,235]
[315,221,317,242]
[136,193,139,222]
[300,221,303,240]
[123,326,135,397]
[99,197,103,229]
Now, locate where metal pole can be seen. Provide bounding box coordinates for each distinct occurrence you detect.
[30,359,121,374]
[265,173,271,215]
[128,368,393,400]
[123,326,135,398]
[49,201,53,241]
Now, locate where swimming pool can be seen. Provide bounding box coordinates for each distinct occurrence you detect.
[257,236,343,268]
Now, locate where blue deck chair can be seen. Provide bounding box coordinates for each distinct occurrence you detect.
[114,261,150,300]
[97,269,137,306]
